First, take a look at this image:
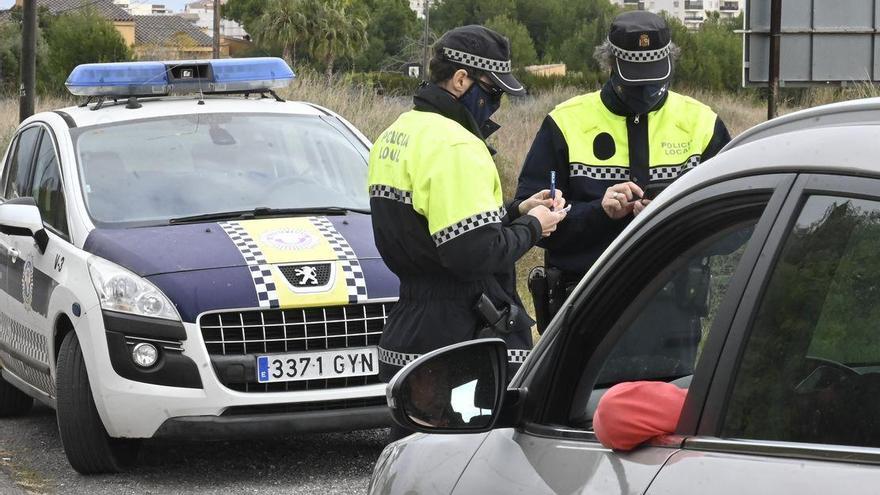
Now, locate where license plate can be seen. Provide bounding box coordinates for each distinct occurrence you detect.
[256,347,378,383]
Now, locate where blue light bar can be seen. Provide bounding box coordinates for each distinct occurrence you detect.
[65,57,295,97]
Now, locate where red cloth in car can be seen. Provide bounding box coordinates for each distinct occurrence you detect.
[592,381,688,451]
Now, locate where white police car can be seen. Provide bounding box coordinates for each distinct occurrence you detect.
[0,58,398,474]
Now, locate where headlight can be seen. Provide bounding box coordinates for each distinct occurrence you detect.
[88,256,181,321]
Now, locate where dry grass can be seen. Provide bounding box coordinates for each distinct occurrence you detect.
[0,78,871,341]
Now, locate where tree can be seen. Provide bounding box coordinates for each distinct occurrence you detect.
[484,15,537,67]
[221,0,264,30]
[352,0,419,71]
[251,0,308,65]
[305,0,369,78]
[430,0,516,33]
[44,9,132,92]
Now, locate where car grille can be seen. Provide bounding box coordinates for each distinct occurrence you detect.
[199,302,393,393]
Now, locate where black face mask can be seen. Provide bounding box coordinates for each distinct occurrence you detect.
[459,80,502,127]
[613,81,669,116]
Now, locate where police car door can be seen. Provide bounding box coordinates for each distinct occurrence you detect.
[0,125,53,396]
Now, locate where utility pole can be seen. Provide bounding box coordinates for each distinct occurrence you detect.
[421,0,430,81]
[767,0,781,119]
[19,0,36,123]
[212,0,221,59]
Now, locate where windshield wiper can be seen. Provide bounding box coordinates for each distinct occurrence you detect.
[168,206,370,225]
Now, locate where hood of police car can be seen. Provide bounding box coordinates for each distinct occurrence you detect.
[83,214,399,322]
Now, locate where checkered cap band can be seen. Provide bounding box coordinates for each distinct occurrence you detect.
[369,184,413,205]
[442,47,511,73]
[570,164,631,181]
[609,39,672,63]
[650,155,701,181]
[432,207,506,246]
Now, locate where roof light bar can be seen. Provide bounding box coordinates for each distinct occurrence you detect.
[65,57,295,97]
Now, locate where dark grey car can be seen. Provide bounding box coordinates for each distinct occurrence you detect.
[369,98,880,494]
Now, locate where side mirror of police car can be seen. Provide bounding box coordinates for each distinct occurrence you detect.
[0,197,49,254]
[386,338,509,434]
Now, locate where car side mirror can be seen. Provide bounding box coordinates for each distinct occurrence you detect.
[387,339,508,434]
[0,197,49,253]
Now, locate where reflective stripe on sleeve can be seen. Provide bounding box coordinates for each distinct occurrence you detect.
[431,207,506,247]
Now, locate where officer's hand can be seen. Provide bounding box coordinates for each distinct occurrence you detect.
[527,205,567,237]
[633,198,651,217]
[601,182,644,220]
[519,189,565,215]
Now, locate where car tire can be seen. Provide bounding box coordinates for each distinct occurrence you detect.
[0,373,33,417]
[56,331,141,474]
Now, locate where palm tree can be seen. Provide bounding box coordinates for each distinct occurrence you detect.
[302,0,369,79]
[251,0,307,66]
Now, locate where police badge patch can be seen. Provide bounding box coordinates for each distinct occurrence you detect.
[21,259,34,310]
[639,33,650,48]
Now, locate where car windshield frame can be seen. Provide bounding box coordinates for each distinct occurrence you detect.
[69,112,371,229]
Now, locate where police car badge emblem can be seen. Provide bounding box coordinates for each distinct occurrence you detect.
[261,228,318,251]
[21,260,34,310]
[639,33,650,48]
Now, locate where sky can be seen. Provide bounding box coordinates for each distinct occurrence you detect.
[0,0,194,12]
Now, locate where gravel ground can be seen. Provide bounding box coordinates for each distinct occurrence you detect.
[0,404,388,494]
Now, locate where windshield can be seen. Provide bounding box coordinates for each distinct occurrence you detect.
[72,113,369,227]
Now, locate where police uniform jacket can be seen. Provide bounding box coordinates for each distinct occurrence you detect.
[513,82,732,279]
[368,83,540,381]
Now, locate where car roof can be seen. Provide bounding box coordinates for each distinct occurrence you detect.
[656,97,880,210]
[29,96,329,129]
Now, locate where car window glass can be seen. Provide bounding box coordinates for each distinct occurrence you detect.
[723,195,880,448]
[595,222,757,387]
[5,127,40,200]
[30,133,68,235]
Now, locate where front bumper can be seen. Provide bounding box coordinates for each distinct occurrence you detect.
[154,404,391,440]
[82,312,390,438]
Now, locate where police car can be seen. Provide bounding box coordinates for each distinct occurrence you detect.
[0,58,398,474]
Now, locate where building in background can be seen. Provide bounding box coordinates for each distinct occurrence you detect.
[610,0,742,28]
[184,0,248,39]
[114,1,170,15]
[14,0,135,44]
[134,14,228,59]
[409,0,427,18]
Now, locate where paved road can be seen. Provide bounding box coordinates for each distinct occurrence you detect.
[0,405,388,494]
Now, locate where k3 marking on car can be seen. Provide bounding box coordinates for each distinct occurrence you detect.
[0,58,399,474]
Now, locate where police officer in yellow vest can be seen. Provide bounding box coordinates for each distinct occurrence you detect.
[368,26,567,384]
[514,11,731,330]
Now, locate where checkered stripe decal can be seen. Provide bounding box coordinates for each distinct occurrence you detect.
[650,155,702,181]
[378,347,421,368]
[442,47,511,73]
[609,40,672,63]
[309,217,368,304]
[507,349,530,364]
[570,163,631,181]
[369,184,413,205]
[219,221,280,309]
[432,207,506,247]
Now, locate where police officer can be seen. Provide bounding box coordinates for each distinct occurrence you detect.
[368,26,567,386]
[514,11,731,330]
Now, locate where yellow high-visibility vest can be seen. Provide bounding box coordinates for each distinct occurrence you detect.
[549,90,718,182]
[367,110,505,246]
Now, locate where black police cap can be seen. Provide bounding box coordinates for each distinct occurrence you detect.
[436,25,526,96]
[608,11,673,86]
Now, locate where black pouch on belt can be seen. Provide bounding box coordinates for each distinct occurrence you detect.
[528,266,551,335]
[473,294,533,339]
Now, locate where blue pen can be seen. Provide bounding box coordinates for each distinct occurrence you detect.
[549,170,556,211]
